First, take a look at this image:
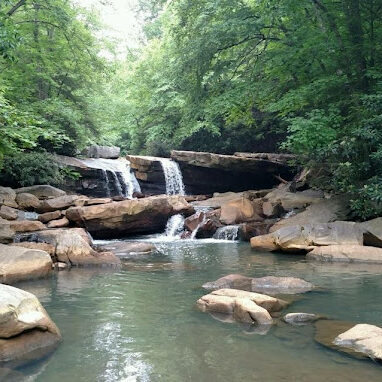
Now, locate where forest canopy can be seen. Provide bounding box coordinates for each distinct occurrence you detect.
[1,0,382,217]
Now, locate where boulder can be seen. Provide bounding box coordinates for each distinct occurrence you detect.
[0,187,18,208]
[0,244,52,284]
[15,185,66,199]
[97,241,156,257]
[202,274,253,291]
[233,298,273,325]
[307,245,382,264]
[83,145,120,159]
[220,197,263,225]
[9,220,46,233]
[0,220,15,244]
[38,195,85,213]
[251,222,363,253]
[46,217,69,229]
[11,242,56,256]
[38,210,63,223]
[203,274,313,295]
[361,218,382,247]
[0,284,61,365]
[239,221,275,241]
[262,201,285,218]
[270,196,350,233]
[251,276,314,295]
[0,206,19,221]
[283,313,321,325]
[196,216,223,238]
[15,193,40,210]
[211,289,288,312]
[184,211,206,232]
[333,324,382,361]
[66,195,194,238]
[193,191,266,209]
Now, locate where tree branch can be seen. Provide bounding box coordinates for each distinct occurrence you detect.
[7,0,27,17]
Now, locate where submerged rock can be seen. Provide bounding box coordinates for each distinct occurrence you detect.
[66,195,194,238]
[283,313,321,325]
[203,274,314,295]
[98,241,156,257]
[307,245,382,264]
[0,284,61,365]
[0,244,52,284]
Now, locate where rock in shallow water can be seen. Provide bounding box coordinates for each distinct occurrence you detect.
[98,241,156,257]
[283,313,321,325]
[0,284,61,365]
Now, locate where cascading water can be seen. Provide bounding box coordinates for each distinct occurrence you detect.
[80,158,141,198]
[158,158,185,195]
[213,225,240,241]
[164,214,185,239]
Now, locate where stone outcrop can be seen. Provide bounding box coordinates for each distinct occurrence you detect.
[203,274,314,294]
[66,195,194,238]
[0,244,52,284]
[307,244,382,263]
[197,288,287,325]
[0,284,61,365]
[83,145,120,159]
[15,185,66,199]
[251,222,363,253]
[16,228,120,267]
[269,196,350,233]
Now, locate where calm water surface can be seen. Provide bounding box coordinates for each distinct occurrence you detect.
[8,240,382,381]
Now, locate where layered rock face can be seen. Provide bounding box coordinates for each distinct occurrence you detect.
[66,195,194,238]
[0,284,61,365]
[82,145,120,159]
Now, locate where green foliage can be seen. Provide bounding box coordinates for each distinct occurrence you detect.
[0,152,64,188]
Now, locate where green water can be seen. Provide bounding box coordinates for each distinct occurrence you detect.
[8,240,382,381]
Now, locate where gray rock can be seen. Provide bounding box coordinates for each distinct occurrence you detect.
[84,145,120,159]
[284,313,321,325]
[251,276,314,295]
[15,185,66,199]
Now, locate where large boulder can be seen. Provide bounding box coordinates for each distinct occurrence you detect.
[38,210,63,223]
[220,197,263,225]
[38,195,86,213]
[15,193,40,210]
[0,220,15,244]
[9,220,46,233]
[83,145,120,159]
[0,284,61,365]
[251,222,363,253]
[270,196,350,233]
[239,221,275,241]
[66,195,194,238]
[0,187,18,208]
[203,274,314,295]
[0,206,19,221]
[307,245,382,264]
[0,244,52,284]
[15,185,66,200]
[361,218,382,247]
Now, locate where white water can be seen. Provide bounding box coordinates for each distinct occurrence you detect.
[213,225,240,241]
[158,158,185,195]
[80,158,141,198]
[164,214,185,238]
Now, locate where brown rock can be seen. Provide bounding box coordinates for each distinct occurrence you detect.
[239,221,274,241]
[0,244,52,283]
[361,217,382,247]
[262,201,285,217]
[98,241,156,257]
[220,197,263,225]
[0,187,18,208]
[9,220,46,233]
[184,211,206,232]
[11,242,56,256]
[84,198,112,206]
[202,274,254,290]
[233,298,273,325]
[0,206,19,221]
[15,185,66,199]
[47,217,69,229]
[307,244,382,264]
[15,193,40,210]
[38,195,84,213]
[38,210,63,223]
[66,195,194,238]
[250,233,279,251]
[251,276,314,294]
[0,220,15,244]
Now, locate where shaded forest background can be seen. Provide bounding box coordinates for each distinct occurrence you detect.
[0,0,382,217]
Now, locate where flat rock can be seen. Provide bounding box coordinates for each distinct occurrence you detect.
[11,242,55,256]
[38,195,85,213]
[66,195,194,239]
[15,185,66,199]
[283,313,321,325]
[46,217,69,229]
[251,276,314,295]
[0,284,61,365]
[0,244,52,284]
[98,241,156,257]
[38,210,63,223]
[9,220,46,233]
[307,244,382,264]
[203,274,253,290]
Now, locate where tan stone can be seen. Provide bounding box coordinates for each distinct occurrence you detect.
[233,298,273,325]
[220,197,263,225]
[38,195,84,213]
[250,234,278,251]
[9,220,46,233]
[15,185,66,199]
[307,244,382,264]
[15,193,40,210]
[0,244,52,284]
[361,217,382,247]
[38,210,63,223]
[202,274,253,290]
[0,206,19,221]
[47,217,69,229]
[0,220,15,244]
[0,187,18,208]
[11,242,56,256]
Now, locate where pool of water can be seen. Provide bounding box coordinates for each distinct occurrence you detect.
[8,240,382,381]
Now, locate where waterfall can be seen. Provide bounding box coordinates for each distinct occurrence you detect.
[81,158,141,198]
[164,214,185,238]
[213,225,240,241]
[158,158,185,195]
